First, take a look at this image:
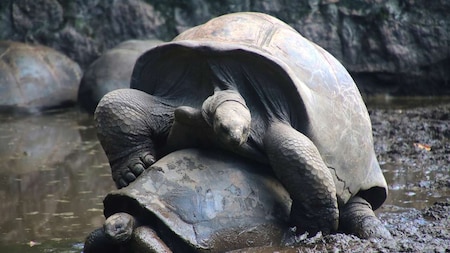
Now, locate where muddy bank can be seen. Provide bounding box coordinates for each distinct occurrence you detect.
[368,101,449,251]
[282,102,450,252]
[0,102,448,252]
[232,200,449,252]
[370,100,449,210]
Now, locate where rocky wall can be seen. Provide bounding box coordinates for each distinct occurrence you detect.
[1,0,449,96]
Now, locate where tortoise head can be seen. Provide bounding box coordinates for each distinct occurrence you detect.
[202,90,251,147]
[213,100,251,147]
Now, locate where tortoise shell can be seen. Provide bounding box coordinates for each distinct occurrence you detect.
[103,149,291,252]
[130,12,387,209]
[0,41,81,112]
[78,40,163,113]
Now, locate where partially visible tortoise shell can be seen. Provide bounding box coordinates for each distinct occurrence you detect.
[103,148,291,252]
[78,40,163,113]
[0,41,82,112]
[131,12,387,210]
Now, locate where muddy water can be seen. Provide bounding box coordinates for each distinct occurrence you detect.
[0,100,448,252]
[0,109,114,252]
[368,96,450,211]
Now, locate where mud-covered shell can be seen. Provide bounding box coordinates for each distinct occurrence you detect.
[130,12,387,209]
[103,149,291,252]
[0,41,81,112]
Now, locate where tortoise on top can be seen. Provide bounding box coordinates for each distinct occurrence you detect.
[95,12,390,238]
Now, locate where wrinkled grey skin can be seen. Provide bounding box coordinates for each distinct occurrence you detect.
[93,12,391,249]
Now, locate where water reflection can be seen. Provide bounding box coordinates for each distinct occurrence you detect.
[368,97,450,211]
[381,163,449,211]
[0,109,114,251]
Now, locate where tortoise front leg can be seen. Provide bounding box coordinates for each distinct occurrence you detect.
[95,88,174,188]
[84,212,138,253]
[106,213,172,253]
[263,121,339,236]
[84,213,172,253]
[104,212,137,243]
[84,227,121,253]
[339,196,392,239]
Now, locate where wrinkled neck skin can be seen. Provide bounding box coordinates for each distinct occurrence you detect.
[202,90,252,148]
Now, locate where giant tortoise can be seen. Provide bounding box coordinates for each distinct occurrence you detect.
[78,40,163,113]
[94,12,390,238]
[84,148,291,253]
[0,41,81,112]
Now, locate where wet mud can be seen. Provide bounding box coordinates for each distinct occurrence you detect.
[366,102,449,252]
[261,102,450,252]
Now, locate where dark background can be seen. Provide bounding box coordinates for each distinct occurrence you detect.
[1,0,449,96]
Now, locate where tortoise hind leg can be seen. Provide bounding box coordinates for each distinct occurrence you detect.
[95,88,174,188]
[339,196,392,239]
[263,121,339,235]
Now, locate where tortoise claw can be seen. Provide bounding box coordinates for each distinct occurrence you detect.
[118,178,129,188]
[141,153,155,167]
[125,172,137,182]
[130,163,145,176]
[112,151,156,189]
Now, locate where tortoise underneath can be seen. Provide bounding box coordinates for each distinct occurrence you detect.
[92,11,391,249]
[85,149,291,253]
[84,149,389,253]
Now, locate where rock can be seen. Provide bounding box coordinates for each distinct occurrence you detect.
[148,0,450,95]
[78,40,163,113]
[0,0,168,69]
[0,0,448,96]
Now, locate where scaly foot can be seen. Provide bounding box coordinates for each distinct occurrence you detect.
[111,151,155,188]
[340,196,392,239]
[264,121,339,235]
[94,89,172,189]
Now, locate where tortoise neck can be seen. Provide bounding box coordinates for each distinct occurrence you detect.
[201,89,248,124]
